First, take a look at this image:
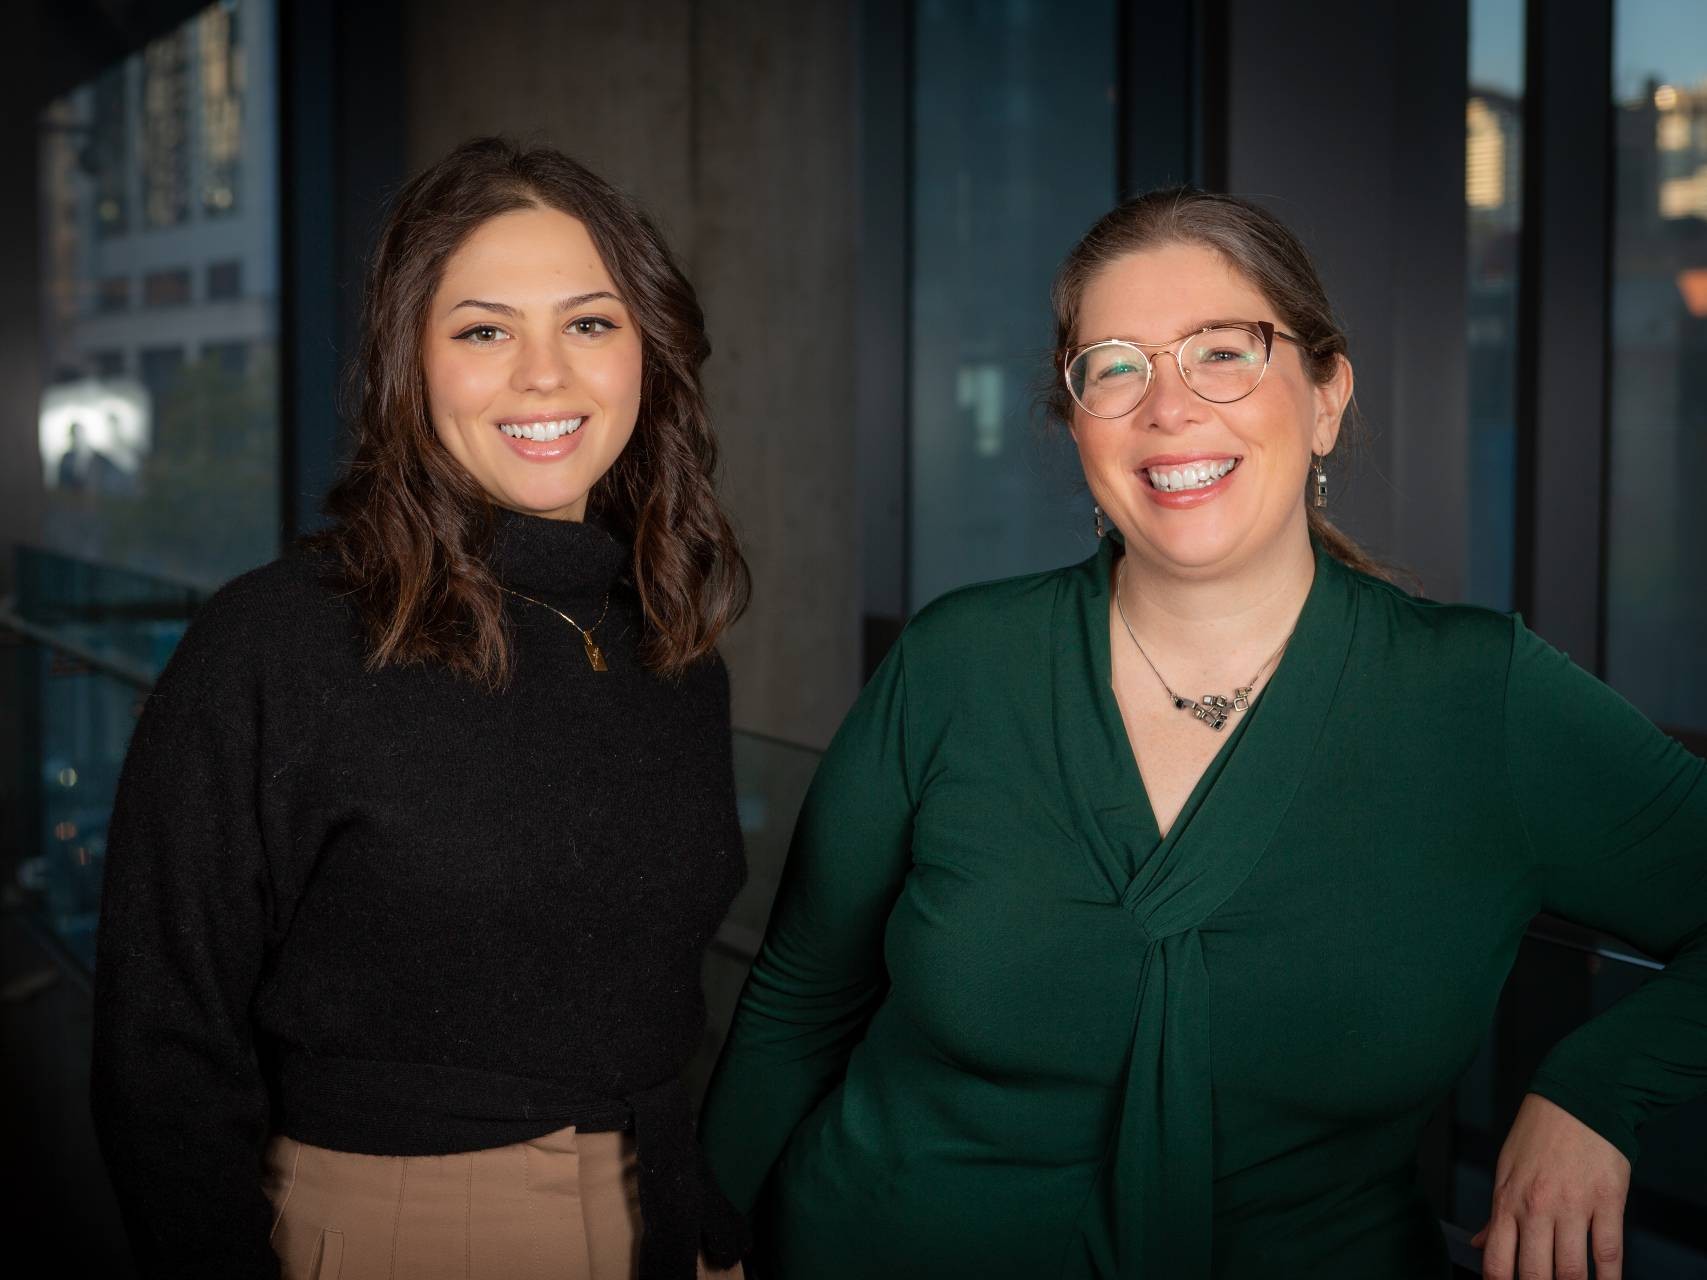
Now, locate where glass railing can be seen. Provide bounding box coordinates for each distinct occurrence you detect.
[688,730,824,1103]
[5,546,202,970]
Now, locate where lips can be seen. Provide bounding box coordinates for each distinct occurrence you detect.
[1135,452,1243,509]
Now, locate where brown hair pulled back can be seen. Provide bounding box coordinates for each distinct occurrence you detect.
[312,137,750,686]
[1046,186,1396,583]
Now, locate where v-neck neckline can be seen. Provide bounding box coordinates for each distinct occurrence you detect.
[1050,534,1360,936]
[1103,550,1306,851]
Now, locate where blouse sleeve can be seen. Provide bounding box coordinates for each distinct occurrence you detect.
[1504,618,1707,1161]
[698,636,918,1215]
[90,602,282,1278]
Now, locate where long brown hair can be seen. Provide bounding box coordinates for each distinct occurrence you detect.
[313,137,750,686]
[1046,186,1399,583]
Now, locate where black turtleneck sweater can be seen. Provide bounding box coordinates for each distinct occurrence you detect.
[91,511,747,1279]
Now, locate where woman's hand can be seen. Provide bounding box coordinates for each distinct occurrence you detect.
[1472,1093,1631,1279]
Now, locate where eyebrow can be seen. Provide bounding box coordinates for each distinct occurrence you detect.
[448,291,622,317]
[1082,318,1264,345]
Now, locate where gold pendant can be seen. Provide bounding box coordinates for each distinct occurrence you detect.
[582,634,608,672]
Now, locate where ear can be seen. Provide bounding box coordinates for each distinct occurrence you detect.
[1312,353,1353,456]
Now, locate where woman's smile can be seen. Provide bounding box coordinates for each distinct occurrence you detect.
[492,411,589,460]
[1138,452,1243,508]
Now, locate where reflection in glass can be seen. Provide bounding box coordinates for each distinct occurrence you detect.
[1465,0,1524,610]
[36,0,278,590]
[908,0,1117,610]
[199,0,243,216]
[12,549,202,971]
[142,29,191,230]
[1608,2,1707,733]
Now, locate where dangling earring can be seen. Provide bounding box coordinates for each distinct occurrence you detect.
[1312,455,1328,508]
[1094,504,1106,538]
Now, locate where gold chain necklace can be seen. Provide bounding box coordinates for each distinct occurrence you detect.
[502,586,612,672]
[1114,558,1290,732]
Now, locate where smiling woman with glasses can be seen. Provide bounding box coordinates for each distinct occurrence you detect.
[700,187,1707,1280]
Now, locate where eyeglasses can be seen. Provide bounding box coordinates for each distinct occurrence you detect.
[1063,321,1307,419]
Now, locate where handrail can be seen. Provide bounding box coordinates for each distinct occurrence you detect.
[0,606,157,693]
[1527,914,1663,972]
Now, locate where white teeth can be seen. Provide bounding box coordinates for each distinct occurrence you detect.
[1146,458,1237,492]
[498,417,587,442]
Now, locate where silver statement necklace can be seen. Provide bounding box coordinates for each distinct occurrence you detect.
[1114,558,1292,732]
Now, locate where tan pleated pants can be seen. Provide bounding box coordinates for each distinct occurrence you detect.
[264,1125,740,1280]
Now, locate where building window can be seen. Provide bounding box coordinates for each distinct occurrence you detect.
[1606,1,1707,735]
[206,259,242,301]
[141,28,192,229]
[91,65,129,237]
[142,268,193,307]
[138,346,186,407]
[199,1,244,216]
[1464,0,1525,611]
[908,0,1118,610]
[89,350,127,379]
[96,276,131,314]
[37,0,278,589]
[201,340,249,376]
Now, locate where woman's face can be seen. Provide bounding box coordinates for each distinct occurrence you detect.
[423,206,643,521]
[1069,241,1351,577]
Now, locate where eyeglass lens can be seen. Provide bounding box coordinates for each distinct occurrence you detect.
[1067,327,1269,417]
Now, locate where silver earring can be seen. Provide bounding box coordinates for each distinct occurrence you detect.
[1312,455,1328,508]
[1094,504,1106,538]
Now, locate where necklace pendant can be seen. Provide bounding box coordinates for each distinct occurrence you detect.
[582,634,609,672]
[1232,686,1253,712]
[1193,693,1231,731]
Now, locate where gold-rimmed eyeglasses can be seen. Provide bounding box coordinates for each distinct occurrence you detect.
[1063,320,1308,419]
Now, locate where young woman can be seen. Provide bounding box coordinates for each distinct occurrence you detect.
[92,138,749,1280]
[700,188,1707,1280]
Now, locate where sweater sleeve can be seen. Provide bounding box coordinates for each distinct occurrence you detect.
[1503,618,1707,1162]
[91,597,282,1278]
[698,635,918,1215]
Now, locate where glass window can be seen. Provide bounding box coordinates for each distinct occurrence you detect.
[908,0,1117,610]
[90,66,129,238]
[1465,0,1525,610]
[199,0,244,216]
[1607,1,1707,734]
[202,339,250,375]
[141,29,192,229]
[142,267,193,307]
[207,258,242,300]
[97,275,130,313]
[36,0,279,590]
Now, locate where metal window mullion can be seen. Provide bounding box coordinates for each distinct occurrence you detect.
[1514,0,1615,671]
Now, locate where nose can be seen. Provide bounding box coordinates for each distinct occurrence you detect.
[1141,346,1201,432]
[509,333,574,395]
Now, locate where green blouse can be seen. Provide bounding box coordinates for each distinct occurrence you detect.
[700,538,1707,1279]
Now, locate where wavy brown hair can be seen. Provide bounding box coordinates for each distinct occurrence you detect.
[1046,186,1400,584]
[311,137,750,686]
